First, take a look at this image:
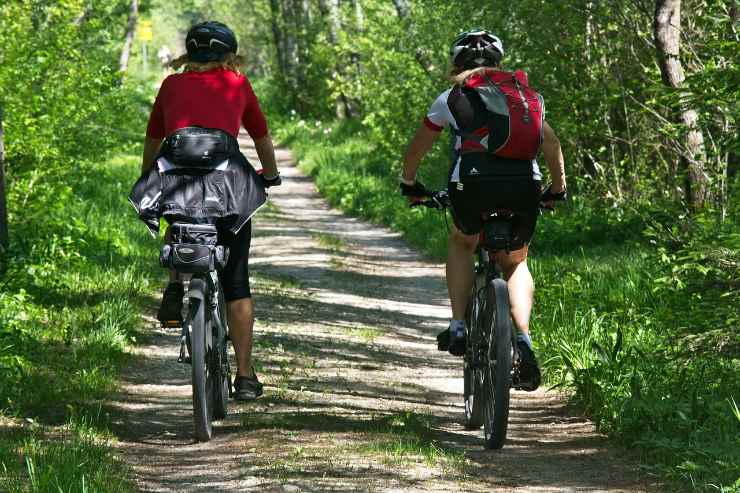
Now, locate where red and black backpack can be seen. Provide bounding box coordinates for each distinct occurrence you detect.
[450,68,545,161]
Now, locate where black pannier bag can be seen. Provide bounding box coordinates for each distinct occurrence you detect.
[163,126,240,169]
[159,223,229,273]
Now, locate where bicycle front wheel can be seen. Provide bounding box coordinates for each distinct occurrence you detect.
[464,285,485,429]
[188,279,214,442]
[482,278,513,449]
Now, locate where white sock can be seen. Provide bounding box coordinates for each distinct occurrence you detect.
[517,332,533,349]
[449,319,465,339]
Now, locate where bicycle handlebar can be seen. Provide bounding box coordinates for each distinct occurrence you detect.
[410,185,565,212]
[409,190,451,209]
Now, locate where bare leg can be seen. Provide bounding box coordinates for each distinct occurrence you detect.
[495,248,534,335]
[446,225,479,320]
[227,297,255,378]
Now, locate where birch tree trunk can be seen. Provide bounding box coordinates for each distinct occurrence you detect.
[0,103,7,248]
[319,0,353,118]
[269,0,287,76]
[119,0,138,72]
[391,0,410,18]
[653,0,708,209]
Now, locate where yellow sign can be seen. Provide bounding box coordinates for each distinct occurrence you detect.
[137,20,153,42]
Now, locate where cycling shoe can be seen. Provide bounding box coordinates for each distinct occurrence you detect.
[515,340,541,391]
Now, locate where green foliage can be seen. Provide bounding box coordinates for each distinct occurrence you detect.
[0,2,159,489]
[1,414,136,493]
[0,0,146,163]
[0,157,159,416]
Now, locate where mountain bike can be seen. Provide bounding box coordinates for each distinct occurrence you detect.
[417,190,537,449]
[159,222,232,442]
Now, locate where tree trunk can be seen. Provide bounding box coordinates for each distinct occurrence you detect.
[319,0,353,118]
[280,0,311,111]
[653,0,708,209]
[391,0,410,18]
[269,0,287,76]
[119,0,138,72]
[0,103,7,249]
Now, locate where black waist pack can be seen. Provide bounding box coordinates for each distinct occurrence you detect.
[163,127,239,169]
[159,223,229,273]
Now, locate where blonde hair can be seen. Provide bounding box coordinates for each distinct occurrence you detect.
[448,64,502,86]
[170,52,245,74]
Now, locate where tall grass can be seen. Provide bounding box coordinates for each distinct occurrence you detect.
[1,414,136,493]
[0,154,159,490]
[271,116,740,491]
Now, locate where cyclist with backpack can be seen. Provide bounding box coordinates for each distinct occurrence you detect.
[400,30,567,391]
[140,21,281,400]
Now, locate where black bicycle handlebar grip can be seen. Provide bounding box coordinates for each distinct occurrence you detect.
[541,185,567,203]
[400,180,430,197]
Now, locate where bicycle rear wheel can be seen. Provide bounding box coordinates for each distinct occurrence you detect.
[464,285,485,429]
[481,278,513,449]
[212,287,229,420]
[188,279,214,442]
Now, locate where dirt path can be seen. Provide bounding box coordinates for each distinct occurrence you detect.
[112,137,658,492]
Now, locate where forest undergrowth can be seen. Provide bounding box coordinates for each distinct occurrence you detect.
[0,3,160,490]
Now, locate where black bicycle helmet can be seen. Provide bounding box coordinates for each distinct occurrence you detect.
[449,29,504,70]
[185,21,238,63]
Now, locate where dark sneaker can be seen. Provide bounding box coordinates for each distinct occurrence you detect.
[233,373,263,401]
[157,282,184,325]
[437,324,466,356]
[437,328,450,351]
[515,340,541,391]
[448,327,466,357]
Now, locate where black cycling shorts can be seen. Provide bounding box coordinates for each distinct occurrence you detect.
[217,219,252,301]
[449,178,541,249]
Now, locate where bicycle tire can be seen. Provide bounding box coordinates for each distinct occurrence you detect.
[212,287,229,420]
[482,278,513,449]
[464,285,485,429]
[188,279,214,442]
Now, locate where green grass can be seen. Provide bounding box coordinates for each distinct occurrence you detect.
[241,409,468,476]
[349,326,383,344]
[0,153,159,491]
[272,117,740,491]
[313,232,347,253]
[354,411,468,474]
[0,414,136,493]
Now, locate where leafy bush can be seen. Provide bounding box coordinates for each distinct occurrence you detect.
[0,2,159,489]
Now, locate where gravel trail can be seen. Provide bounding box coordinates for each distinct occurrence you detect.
[112,137,657,492]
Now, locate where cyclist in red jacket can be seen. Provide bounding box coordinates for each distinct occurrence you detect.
[400,30,567,391]
[142,22,280,400]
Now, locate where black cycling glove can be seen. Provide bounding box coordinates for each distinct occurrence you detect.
[261,172,282,188]
[541,185,567,203]
[399,180,430,198]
